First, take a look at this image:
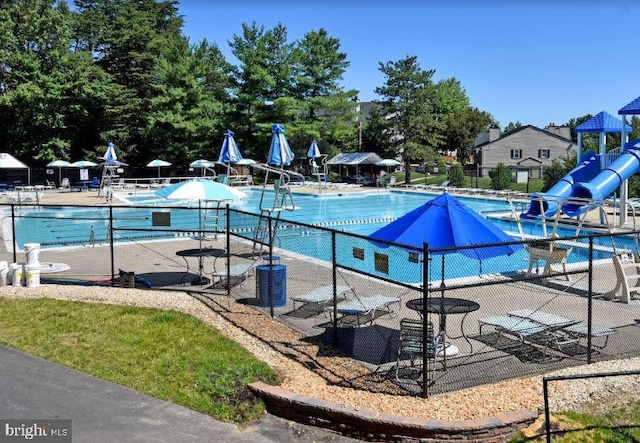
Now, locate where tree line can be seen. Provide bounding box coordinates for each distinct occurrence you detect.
[1,0,637,179]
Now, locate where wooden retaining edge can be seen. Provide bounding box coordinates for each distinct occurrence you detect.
[249,382,539,442]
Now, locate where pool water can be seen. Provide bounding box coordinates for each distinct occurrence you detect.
[9,189,628,282]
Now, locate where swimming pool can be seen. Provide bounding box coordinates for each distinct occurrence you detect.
[6,189,627,282]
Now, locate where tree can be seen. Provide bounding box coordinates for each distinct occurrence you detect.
[0,0,79,162]
[503,121,522,134]
[442,107,495,165]
[447,163,465,187]
[542,159,566,192]
[229,22,296,153]
[73,0,184,163]
[374,56,443,185]
[489,163,511,190]
[144,37,233,164]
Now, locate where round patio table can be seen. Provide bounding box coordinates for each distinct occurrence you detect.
[176,248,225,285]
[406,297,480,354]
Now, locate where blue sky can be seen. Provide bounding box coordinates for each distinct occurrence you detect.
[177,1,640,129]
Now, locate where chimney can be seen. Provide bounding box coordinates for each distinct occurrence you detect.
[489,128,501,142]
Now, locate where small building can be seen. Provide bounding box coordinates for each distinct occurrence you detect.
[475,125,576,179]
[327,152,383,180]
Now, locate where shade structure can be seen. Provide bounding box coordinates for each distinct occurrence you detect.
[307,140,321,158]
[147,159,172,178]
[267,123,294,167]
[369,193,520,260]
[47,160,71,185]
[218,129,243,164]
[156,178,247,201]
[0,153,30,185]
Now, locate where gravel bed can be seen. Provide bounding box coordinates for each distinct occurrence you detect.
[2,284,640,421]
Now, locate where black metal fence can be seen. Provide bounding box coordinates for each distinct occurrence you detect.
[2,201,639,399]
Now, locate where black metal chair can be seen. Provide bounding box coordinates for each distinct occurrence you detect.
[395,318,437,381]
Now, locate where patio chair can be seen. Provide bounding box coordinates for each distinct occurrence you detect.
[291,285,351,314]
[395,318,439,381]
[325,294,400,327]
[59,177,70,190]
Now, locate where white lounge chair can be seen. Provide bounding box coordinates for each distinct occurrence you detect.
[210,262,256,288]
[325,294,400,327]
[291,285,351,312]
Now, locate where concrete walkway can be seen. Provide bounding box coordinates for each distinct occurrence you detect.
[0,345,357,442]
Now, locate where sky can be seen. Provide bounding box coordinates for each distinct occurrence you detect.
[177,0,640,129]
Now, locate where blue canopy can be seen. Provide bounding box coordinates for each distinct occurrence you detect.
[218,129,242,164]
[307,140,321,158]
[575,111,631,133]
[369,193,520,260]
[619,96,640,115]
[267,124,294,167]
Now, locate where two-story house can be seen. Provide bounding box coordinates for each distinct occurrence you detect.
[475,125,576,180]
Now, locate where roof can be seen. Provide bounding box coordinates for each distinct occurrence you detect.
[0,153,28,169]
[618,96,640,115]
[474,125,574,149]
[575,111,631,133]
[327,152,383,165]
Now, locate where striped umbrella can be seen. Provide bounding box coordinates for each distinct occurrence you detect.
[267,123,294,167]
[146,159,172,178]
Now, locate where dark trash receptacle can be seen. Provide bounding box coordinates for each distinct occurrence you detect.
[256,264,286,307]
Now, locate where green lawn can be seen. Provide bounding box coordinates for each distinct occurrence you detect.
[0,298,280,423]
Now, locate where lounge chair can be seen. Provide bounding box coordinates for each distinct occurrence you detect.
[325,294,400,327]
[210,262,256,288]
[291,285,351,313]
[604,253,640,303]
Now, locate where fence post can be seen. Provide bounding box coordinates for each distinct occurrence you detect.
[587,236,594,363]
[422,242,429,398]
[332,231,338,347]
[543,377,551,443]
[109,205,114,284]
[11,204,16,264]
[225,204,231,296]
[267,216,274,317]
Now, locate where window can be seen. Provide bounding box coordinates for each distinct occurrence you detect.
[510,149,522,159]
[538,149,550,159]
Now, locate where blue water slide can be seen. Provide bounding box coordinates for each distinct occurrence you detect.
[521,154,600,219]
[564,145,640,216]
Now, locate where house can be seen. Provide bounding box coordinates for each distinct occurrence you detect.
[475,125,576,180]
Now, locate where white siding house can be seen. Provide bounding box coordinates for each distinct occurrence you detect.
[475,125,576,179]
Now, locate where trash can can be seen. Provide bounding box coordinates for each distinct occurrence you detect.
[256,264,286,307]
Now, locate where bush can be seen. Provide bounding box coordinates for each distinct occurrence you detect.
[489,163,511,190]
[448,164,466,187]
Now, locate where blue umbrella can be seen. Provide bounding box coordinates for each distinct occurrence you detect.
[218,129,243,164]
[267,123,294,167]
[103,142,118,162]
[307,140,321,158]
[369,193,520,260]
